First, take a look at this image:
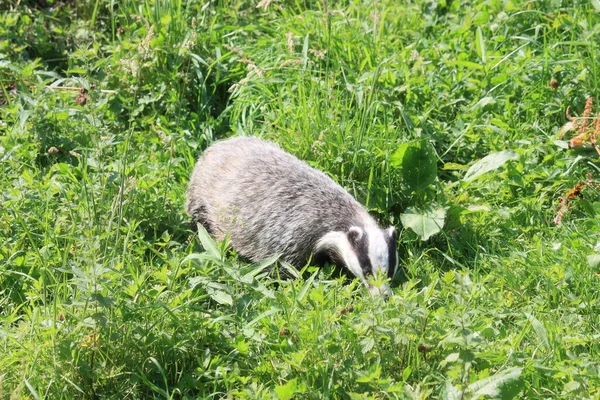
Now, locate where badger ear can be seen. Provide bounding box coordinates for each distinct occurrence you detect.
[387,226,397,241]
[347,226,363,245]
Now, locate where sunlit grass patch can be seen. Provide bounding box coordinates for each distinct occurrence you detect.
[1,0,600,398]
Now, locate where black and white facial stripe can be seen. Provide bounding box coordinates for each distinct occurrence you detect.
[385,227,398,280]
[316,225,398,296]
[348,226,373,276]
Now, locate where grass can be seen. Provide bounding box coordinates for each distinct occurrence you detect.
[1,0,600,398]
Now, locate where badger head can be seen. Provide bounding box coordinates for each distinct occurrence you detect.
[315,226,398,296]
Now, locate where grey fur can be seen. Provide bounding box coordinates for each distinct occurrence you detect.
[186,137,395,281]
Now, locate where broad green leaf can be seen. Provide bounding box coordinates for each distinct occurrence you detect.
[390,139,437,192]
[442,381,461,400]
[245,254,280,279]
[249,280,276,299]
[356,363,381,382]
[279,260,300,279]
[473,10,489,26]
[247,307,281,327]
[18,109,32,130]
[587,254,600,269]
[53,111,70,120]
[360,337,375,354]
[475,27,486,64]
[400,207,446,241]
[195,223,222,260]
[525,313,549,348]
[90,293,115,308]
[160,14,171,26]
[210,290,233,305]
[592,0,600,12]
[188,52,209,67]
[402,366,412,381]
[463,150,518,182]
[564,380,581,393]
[471,96,496,111]
[468,367,522,398]
[275,378,297,400]
[234,337,249,355]
[296,269,318,302]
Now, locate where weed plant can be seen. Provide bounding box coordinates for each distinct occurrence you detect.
[1,0,600,398]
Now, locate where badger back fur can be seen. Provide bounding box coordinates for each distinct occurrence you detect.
[186,137,398,295]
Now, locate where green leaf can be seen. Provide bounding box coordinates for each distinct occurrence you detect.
[65,67,87,75]
[400,207,446,241]
[471,96,496,111]
[587,254,600,269]
[210,290,233,305]
[443,162,468,170]
[564,380,581,393]
[390,139,437,192]
[195,223,222,260]
[525,313,549,349]
[360,337,375,354]
[463,150,518,182]
[442,381,461,400]
[90,293,115,308]
[234,336,249,355]
[247,307,281,327]
[553,140,570,149]
[245,254,280,279]
[302,34,309,68]
[445,60,484,70]
[24,379,41,400]
[356,363,381,382]
[402,366,412,381]
[275,378,297,400]
[592,0,600,12]
[188,52,209,67]
[475,27,486,64]
[54,111,70,120]
[296,269,318,302]
[468,367,522,397]
[473,10,489,26]
[160,14,171,26]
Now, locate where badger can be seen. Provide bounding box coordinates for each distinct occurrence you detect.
[186,137,398,296]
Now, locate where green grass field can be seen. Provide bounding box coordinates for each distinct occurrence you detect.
[2,0,600,398]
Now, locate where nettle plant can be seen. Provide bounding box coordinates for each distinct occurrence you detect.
[391,138,518,242]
